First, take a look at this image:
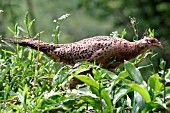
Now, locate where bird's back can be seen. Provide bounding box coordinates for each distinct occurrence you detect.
[53,36,127,64]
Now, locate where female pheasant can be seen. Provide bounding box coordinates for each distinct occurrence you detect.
[3,36,162,88]
[4,36,162,69]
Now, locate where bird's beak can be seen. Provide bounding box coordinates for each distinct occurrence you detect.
[159,42,163,48]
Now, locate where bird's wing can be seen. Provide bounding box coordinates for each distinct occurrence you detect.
[86,45,118,68]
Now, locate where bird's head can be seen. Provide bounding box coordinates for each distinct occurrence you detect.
[138,37,163,49]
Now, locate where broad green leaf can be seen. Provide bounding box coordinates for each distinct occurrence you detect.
[101,89,112,111]
[90,86,99,96]
[148,74,163,96]
[63,99,75,107]
[113,85,132,105]
[124,61,143,84]
[72,74,99,88]
[114,71,129,85]
[145,102,164,111]
[72,74,112,111]
[128,84,151,103]
[143,97,168,112]
[134,90,146,110]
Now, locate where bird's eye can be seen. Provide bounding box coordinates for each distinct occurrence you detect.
[150,39,155,43]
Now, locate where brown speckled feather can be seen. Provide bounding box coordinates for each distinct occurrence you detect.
[4,36,162,69]
[3,36,162,89]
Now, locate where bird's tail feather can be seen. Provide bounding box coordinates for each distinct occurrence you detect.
[2,38,57,54]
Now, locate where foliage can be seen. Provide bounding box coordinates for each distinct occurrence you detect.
[0,14,170,113]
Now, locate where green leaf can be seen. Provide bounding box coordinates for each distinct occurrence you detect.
[28,19,35,29]
[121,28,127,38]
[166,87,170,100]
[101,89,113,111]
[8,27,15,36]
[18,26,27,34]
[72,74,112,111]
[24,12,29,25]
[113,85,132,105]
[144,102,164,112]
[15,23,19,36]
[128,84,151,103]
[33,95,43,113]
[92,69,102,80]
[143,97,168,112]
[23,85,28,109]
[10,76,17,89]
[90,86,99,96]
[148,74,163,96]
[4,84,9,100]
[28,50,33,60]
[159,58,166,70]
[114,71,129,85]
[2,64,10,77]
[72,74,99,88]
[124,61,143,84]
[166,69,170,79]
[148,28,154,37]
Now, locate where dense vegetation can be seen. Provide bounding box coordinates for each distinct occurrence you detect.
[0,13,169,112]
[0,0,170,112]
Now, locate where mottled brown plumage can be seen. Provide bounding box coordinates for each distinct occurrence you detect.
[3,36,162,89]
[4,36,162,69]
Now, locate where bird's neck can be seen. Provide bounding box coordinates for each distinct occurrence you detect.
[133,41,149,56]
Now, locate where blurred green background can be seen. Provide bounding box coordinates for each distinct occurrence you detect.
[0,0,169,71]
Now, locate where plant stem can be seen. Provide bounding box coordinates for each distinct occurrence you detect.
[163,70,166,103]
[129,17,138,40]
[86,102,88,111]
[34,33,40,86]
[99,80,103,113]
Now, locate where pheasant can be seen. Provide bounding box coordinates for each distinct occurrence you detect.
[3,36,162,88]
